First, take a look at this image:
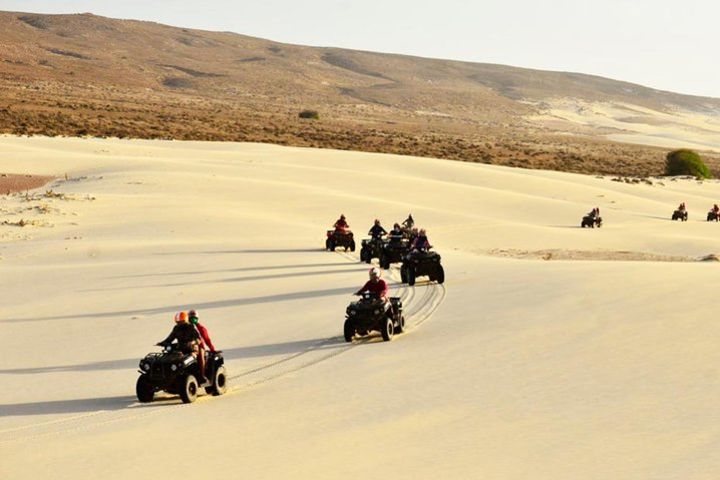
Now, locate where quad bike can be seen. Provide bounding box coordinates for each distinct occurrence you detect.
[400,249,445,286]
[360,237,385,264]
[379,235,411,269]
[707,211,719,222]
[326,229,356,251]
[672,209,688,221]
[581,215,603,228]
[344,292,404,342]
[136,344,227,404]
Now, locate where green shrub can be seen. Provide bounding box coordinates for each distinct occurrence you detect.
[665,149,711,178]
[298,110,319,120]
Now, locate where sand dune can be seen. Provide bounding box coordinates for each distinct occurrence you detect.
[2,136,720,479]
[531,99,720,152]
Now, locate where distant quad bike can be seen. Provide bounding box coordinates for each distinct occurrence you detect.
[360,237,385,264]
[400,250,445,286]
[344,292,405,342]
[136,344,227,404]
[581,215,603,228]
[379,236,411,269]
[672,210,688,221]
[326,229,356,252]
[707,211,720,222]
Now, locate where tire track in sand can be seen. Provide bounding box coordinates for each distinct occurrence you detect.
[0,250,445,444]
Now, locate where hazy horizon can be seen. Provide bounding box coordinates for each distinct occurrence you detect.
[1,0,718,99]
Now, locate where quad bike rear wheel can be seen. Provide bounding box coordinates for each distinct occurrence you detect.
[136,375,154,403]
[180,374,199,404]
[400,265,408,283]
[395,315,405,333]
[326,238,335,251]
[206,366,227,396]
[436,265,445,284]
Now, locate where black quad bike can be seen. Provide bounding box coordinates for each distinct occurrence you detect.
[581,215,603,228]
[707,211,720,222]
[326,229,356,251]
[379,236,410,269]
[672,209,688,221]
[360,237,385,264]
[400,250,445,286]
[136,344,227,404]
[344,292,405,342]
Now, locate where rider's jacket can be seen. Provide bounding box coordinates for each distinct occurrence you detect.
[411,235,431,251]
[368,224,387,238]
[356,279,389,298]
[159,323,200,353]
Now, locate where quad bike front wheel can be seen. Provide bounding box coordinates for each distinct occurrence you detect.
[407,268,416,286]
[400,265,408,283]
[326,238,335,251]
[350,240,356,252]
[180,374,199,404]
[136,375,155,403]
[381,317,394,342]
[343,319,354,342]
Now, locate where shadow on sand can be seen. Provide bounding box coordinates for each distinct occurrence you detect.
[0,395,137,417]
[86,265,366,292]
[2,285,354,324]
[155,248,324,256]
[0,337,345,375]
[105,261,353,280]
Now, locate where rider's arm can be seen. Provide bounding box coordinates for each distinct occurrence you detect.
[158,326,178,346]
[355,281,370,295]
[198,324,216,352]
[380,280,389,299]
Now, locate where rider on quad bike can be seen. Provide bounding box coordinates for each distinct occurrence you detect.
[158,311,201,355]
[189,309,216,382]
[402,214,415,229]
[411,229,432,251]
[355,267,389,303]
[334,214,350,233]
[388,223,404,243]
[368,219,387,239]
[707,203,720,222]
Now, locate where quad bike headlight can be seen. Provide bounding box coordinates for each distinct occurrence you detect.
[170,364,177,371]
[141,363,150,371]
[350,309,357,316]
[373,309,380,315]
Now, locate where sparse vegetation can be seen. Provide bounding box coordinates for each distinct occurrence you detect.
[1,12,719,177]
[665,149,711,179]
[299,110,320,120]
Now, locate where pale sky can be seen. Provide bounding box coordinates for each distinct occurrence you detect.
[1,0,718,98]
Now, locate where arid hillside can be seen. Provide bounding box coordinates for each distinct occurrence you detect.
[1,11,719,175]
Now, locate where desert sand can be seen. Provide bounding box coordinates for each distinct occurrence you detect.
[2,135,720,479]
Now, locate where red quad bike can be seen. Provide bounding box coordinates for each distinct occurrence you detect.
[326,229,356,252]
